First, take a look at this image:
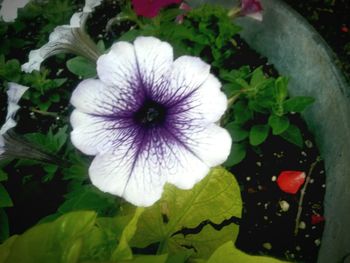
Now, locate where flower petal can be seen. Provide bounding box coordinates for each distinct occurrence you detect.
[70,79,117,115]
[70,110,136,155]
[96,41,139,90]
[133,36,173,92]
[169,74,227,124]
[0,0,30,22]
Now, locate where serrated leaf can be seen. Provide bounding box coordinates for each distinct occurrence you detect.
[131,167,242,259]
[207,241,289,263]
[268,115,290,135]
[224,143,246,167]
[274,77,288,103]
[225,122,249,142]
[283,96,315,113]
[66,56,97,78]
[279,124,303,148]
[249,125,270,146]
[0,184,12,208]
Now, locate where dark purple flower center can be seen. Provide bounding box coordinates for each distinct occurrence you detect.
[133,99,167,127]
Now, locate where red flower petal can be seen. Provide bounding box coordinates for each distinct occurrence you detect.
[311,214,325,225]
[240,0,263,15]
[132,0,182,18]
[276,171,306,194]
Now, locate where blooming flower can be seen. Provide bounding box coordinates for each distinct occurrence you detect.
[21,0,102,73]
[239,0,263,21]
[70,36,231,206]
[0,0,31,22]
[132,0,182,18]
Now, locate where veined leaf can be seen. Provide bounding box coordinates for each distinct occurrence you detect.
[66,56,97,78]
[283,96,315,113]
[0,211,97,263]
[207,241,290,263]
[131,167,242,259]
[279,124,303,148]
[268,115,290,135]
[111,207,145,261]
[249,125,270,146]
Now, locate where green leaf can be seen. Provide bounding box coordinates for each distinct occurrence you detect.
[233,101,252,124]
[250,67,265,87]
[283,96,315,113]
[249,125,270,146]
[0,184,12,207]
[172,223,239,260]
[207,241,290,263]
[224,143,247,167]
[111,207,145,261]
[58,185,118,216]
[274,77,288,103]
[279,124,304,148]
[0,209,9,242]
[131,167,242,259]
[118,254,169,263]
[0,169,7,182]
[268,115,290,135]
[66,56,97,78]
[225,122,249,142]
[0,211,97,263]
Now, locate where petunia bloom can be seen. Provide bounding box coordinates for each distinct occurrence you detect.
[21,0,102,73]
[239,0,263,21]
[70,36,231,207]
[0,0,31,22]
[132,0,182,18]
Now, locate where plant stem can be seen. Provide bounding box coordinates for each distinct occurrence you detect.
[30,108,59,118]
[294,157,320,236]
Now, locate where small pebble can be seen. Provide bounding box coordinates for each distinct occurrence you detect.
[279,200,290,212]
[246,176,251,181]
[263,242,272,250]
[296,246,301,251]
[271,176,277,181]
[310,179,315,184]
[256,161,262,167]
[299,221,306,229]
[301,151,307,156]
[263,216,268,220]
[305,140,313,148]
[314,239,321,246]
[322,184,326,188]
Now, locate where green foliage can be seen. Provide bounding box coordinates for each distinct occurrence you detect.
[66,56,97,78]
[130,167,242,259]
[0,185,12,208]
[223,66,314,166]
[207,241,289,263]
[0,209,9,243]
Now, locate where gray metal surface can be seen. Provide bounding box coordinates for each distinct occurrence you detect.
[190,0,350,262]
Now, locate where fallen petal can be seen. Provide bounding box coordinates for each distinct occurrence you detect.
[276,170,306,194]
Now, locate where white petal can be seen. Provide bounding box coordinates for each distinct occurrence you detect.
[97,41,138,89]
[158,55,210,106]
[0,0,30,22]
[5,82,29,119]
[83,0,103,12]
[70,79,116,115]
[133,36,173,94]
[247,12,263,21]
[0,118,17,135]
[168,74,227,124]
[70,110,136,155]
[183,124,232,167]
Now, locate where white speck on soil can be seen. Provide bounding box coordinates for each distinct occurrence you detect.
[314,239,321,246]
[279,200,290,212]
[271,176,277,181]
[263,242,272,250]
[299,221,306,229]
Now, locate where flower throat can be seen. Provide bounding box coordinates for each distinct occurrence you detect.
[133,99,167,127]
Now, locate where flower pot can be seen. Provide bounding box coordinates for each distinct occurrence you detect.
[190,0,350,262]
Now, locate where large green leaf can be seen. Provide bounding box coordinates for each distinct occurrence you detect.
[66,56,97,78]
[249,124,270,146]
[207,241,290,263]
[111,207,145,261]
[0,211,97,263]
[131,167,242,259]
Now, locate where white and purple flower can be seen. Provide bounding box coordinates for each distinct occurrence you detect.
[70,36,231,207]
